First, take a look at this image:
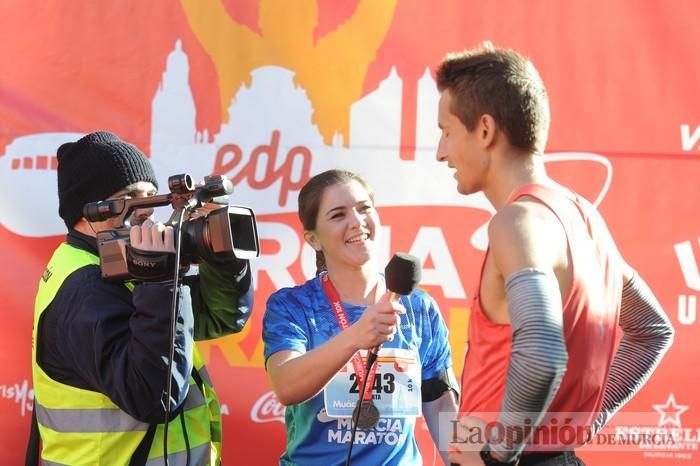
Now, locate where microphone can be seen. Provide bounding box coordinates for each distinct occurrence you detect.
[385,252,422,299]
[367,253,422,366]
[345,253,423,466]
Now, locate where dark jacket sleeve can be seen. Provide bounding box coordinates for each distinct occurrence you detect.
[184,258,254,340]
[38,265,194,424]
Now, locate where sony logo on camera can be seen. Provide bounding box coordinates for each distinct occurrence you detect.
[83,173,260,282]
[133,259,157,268]
[124,246,178,281]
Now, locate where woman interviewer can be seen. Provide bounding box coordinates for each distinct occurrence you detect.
[262,169,458,465]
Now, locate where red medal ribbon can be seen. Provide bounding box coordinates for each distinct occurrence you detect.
[320,272,379,402]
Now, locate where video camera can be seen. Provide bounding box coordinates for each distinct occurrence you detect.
[83,173,259,281]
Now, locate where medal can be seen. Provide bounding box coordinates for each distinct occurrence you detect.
[353,400,380,429]
[322,273,382,428]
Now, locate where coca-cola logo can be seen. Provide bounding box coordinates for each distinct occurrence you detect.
[250,390,285,424]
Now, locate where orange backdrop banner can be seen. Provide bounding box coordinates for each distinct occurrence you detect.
[1,1,698,464]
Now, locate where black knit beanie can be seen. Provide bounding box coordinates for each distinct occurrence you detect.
[57,131,158,229]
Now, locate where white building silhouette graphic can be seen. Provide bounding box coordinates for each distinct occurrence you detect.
[0,40,611,265]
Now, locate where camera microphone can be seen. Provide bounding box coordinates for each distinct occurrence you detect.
[368,253,422,362]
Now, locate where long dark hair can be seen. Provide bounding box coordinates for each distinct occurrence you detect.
[297,169,375,274]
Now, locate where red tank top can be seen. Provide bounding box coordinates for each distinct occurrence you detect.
[459,184,622,448]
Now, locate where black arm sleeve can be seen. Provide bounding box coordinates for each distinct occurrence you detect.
[592,272,674,433]
[422,369,459,402]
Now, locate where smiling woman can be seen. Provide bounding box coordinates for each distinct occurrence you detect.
[261,168,459,466]
[298,170,378,281]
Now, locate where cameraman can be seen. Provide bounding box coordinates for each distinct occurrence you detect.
[29,131,254,465]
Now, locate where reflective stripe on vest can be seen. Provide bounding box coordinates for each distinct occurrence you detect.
[32,242,222,465]
[41,443,210,466]
[35,387,206,433]
[146,443,211,466]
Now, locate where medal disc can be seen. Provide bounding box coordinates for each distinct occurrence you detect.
[353,400,380,429]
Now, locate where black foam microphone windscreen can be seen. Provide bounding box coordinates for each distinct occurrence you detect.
[366,253,423,363]
[385,252,421,296]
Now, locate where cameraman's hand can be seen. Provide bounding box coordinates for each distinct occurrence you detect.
[130,219,175,253]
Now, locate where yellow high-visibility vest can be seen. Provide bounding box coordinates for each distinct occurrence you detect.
[32,242,222,465]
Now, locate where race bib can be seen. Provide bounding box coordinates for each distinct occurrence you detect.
[324,347,422,418]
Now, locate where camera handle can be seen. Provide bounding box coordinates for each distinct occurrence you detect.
[162,200,196,466]
[83,173,232,228]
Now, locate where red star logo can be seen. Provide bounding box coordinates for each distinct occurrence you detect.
[653,393,688,428]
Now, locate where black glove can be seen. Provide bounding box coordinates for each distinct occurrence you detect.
[126,245,179,282]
